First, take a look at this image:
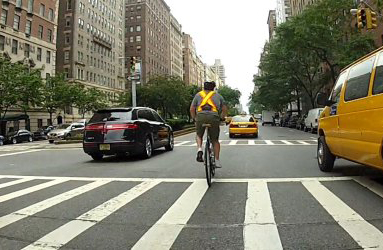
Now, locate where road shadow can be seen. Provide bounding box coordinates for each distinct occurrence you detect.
[332,164,383,178]
[85,150,168,164]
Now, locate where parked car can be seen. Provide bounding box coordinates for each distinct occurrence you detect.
[304,108,324,133]
[47,123,85,143]
[280,114,291,127]
[5,130,33,144]
[0,135,4,146]
[83,107,174,160]
[229,115,258,138]
[288,115,299,128]
[316,47,383,172]
[33,128,48,141]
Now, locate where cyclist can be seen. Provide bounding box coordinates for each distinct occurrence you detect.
[190,81,227,168]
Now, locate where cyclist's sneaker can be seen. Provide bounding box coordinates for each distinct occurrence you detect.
[215,160,222,168]
[196,151,203,162]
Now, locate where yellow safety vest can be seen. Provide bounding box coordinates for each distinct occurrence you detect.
[198,91,218,112]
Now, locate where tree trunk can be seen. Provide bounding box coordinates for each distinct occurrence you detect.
[49,112,53,126]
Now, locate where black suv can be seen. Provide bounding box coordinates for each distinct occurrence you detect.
[83,108,174,160]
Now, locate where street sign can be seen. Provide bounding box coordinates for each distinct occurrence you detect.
[127,75,140,81]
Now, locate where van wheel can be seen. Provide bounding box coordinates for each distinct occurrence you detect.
[318,136,335,172]
[165,133,174,151]
[141,137,153,159]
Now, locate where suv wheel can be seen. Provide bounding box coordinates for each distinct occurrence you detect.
[12,138,17,144]
[90,153,103,161]
[28,136,33,142]
[141,137,153,159]
[165,133,174,151]
[318,136,335,172]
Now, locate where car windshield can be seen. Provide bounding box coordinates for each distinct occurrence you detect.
[89,110,133,123]
[232,116,255,122]
[56,124,71,129]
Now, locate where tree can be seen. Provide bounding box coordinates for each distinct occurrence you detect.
[114,91,131,107]
[41,74,71,125]
[0,57,20,120]
[217,85,241,111]
[73,86,107,118]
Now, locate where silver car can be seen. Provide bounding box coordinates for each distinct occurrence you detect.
[47,123,85,143]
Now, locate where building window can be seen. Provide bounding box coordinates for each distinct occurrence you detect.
[64,51,69,62]
[137,15,141,20]
[47,29,53,42]
[66,17,70,26]
[13,15,20,30]
[39,4,45,16]
[46,50,51,63]
[136,35,141,42]
[38,25,43,39]
[1,9,7,25]
[37,47,42,61]
[16,0,22,8]
[64,68,69,78]
[37,119,43,128]
[12,39,18,54]
[130,26,133,32]
[67,0,72,10]
[25,20,32,35]
[48,8,54,21]
[136,25,141,32]
[137,6,141,10]
[130,36,134,43]
[0,35,4,51]
[65,34,70,44]
[24,43,30,57]
[27,0,33,13]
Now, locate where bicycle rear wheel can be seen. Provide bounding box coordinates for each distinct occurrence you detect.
[205,139,212,187]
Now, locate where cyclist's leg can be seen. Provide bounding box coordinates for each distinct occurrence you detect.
[207,115,222,167]
[195,113,206,162]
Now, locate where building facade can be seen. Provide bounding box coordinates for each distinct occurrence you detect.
[204,65,223,88]
[182,32,198,86]
[56,0,125,122]
[170,14,182,79]
[125,0,171,84]
[276,0,291,25]
[267,10,277,40]
[0,0,59,133]
[210,59,226,85]
[289,0,318,17]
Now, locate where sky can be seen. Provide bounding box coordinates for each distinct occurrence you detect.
[166,0,277,112]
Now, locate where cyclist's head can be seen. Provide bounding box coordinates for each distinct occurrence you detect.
[204,81,216,91]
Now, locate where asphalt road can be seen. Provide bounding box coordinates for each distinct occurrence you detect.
[0,125,383,249]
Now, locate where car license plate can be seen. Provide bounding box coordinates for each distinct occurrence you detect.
[239,125,247,128]
[99,144,110,151]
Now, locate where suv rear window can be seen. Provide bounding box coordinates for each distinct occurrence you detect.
[89,110,132,123]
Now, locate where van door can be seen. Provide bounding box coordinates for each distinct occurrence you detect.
[338,55,376,161]
[321,71,348,155]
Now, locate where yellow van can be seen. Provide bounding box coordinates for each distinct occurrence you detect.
[316,47,383,172]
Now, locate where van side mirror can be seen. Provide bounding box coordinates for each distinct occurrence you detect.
[316,92,335,107]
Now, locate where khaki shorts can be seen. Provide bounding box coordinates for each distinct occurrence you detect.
[196,113,220,142]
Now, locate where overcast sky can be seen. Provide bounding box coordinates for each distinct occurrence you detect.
[166,0,277,112]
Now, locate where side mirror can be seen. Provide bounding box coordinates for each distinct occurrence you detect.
[316,92,335,107]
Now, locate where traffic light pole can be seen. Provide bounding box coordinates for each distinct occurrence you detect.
[131,78,137,107]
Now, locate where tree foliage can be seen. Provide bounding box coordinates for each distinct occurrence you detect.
[249,0,376,112]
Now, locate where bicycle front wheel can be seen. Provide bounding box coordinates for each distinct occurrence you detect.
[205,140,212,187]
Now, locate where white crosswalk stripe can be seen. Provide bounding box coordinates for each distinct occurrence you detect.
[0,175,383,249]
[174,139,317,146]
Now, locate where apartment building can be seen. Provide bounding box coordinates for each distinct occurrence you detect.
[267,10,277,40]
[170,13,182,79]
[0,0,59,133]
[289,0,318,17]
[210,59,226,85]
[276,0,291,25]
[125,0,171,84]
[182,32,198,86]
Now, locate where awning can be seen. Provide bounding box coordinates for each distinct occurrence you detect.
[0,114,29,122]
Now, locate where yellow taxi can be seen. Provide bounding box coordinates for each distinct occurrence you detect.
[316,46,383,172]
[229,115,258,138]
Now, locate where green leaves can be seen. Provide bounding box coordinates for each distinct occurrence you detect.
[217,85,241,113]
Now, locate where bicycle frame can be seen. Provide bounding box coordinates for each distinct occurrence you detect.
[204,126,216,187]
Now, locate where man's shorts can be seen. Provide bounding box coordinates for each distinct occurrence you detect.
[196,113,220,142]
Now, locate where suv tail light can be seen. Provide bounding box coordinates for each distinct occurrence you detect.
[85,124,104,131]
[105,124,138,131]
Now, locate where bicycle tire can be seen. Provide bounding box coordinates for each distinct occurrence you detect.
[205,139,212,187]
[210,144,216,177]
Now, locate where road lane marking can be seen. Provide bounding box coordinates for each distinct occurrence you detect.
[303,180,383,249]
[0,149,43,157]
[297,140,310,145]
[244,181,283,250]
[265,140,274,145]
[174,141,190,146]
[281,140,293,145]
[248,140,255,145]
[0,179,67,203]
[229,140,238,145]
[0,180,110,229]
[0,175,358,183]
[310,137,317,139]
[132,180,207,250]
[0,178,33,189]
[22,180,160,250]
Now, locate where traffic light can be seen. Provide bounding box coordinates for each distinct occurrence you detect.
[366,9,378,29]
[357,8,367,29]
[130,56,136,73]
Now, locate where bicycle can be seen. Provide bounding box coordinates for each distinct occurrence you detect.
[202,124,216,187]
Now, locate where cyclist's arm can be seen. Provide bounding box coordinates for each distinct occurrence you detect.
[221,104,228,120]
[190,105,197,121]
